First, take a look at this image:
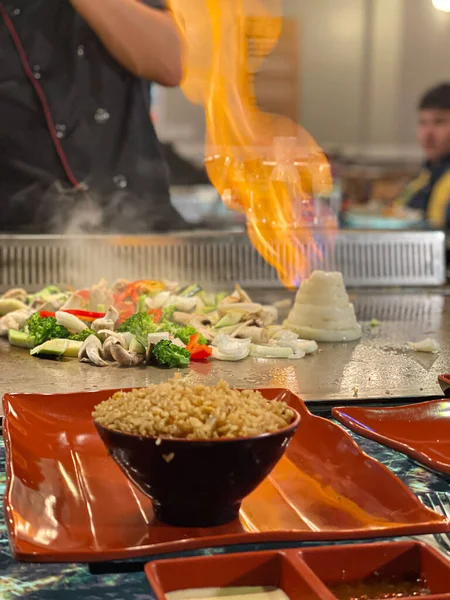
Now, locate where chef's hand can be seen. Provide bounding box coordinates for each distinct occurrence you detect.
[70,0,182,86]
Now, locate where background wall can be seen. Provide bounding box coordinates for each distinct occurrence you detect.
[155,0,450,159]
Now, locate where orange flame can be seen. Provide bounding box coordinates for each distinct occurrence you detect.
[168,0,335,288]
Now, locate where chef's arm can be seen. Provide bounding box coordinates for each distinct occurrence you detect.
[70,0,182,86]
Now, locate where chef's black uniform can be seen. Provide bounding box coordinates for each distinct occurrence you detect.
[0,0,186,233]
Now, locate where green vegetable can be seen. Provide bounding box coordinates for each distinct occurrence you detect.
[200,291,216,307]
[129,337,146,354]
[0,298,28,316]
[150,340,191,368]
[137,295,147,313]
[179,284,202,297]
[64,340,84,358]
[118,312,158,347]
[28,285,61,303]
[216,292,228,304]
[8,330,35,349]
[69,329,95,342]
[31,339,69,360]
[215,312,244,328]
[26,313,70,346]
[159,321,207,346]
[162,305,177,321]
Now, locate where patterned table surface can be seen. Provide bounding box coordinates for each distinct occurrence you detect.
[1,423,450,600]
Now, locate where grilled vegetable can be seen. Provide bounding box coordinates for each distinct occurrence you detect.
[0,298,28,316]
[55,311,88,334]
[161,321,207,346]
[149,340,191,368]
[78,335,109,367]
[31,339,69,360]
[118,312,158,347]
[186,334,212,360]
[162,305,177,321]
[69,329,96,342]
[179,284,202,297]
[8,330,35,349]
[27,313,71,346]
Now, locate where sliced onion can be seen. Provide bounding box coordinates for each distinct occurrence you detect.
[272,329,299,341]
[212,346,249,361]
[212,333,251,350]
[277,338,318,355]
[55,311,88,334]
[173,296,197,312]
[146,291,172,310]
[249,344,293,359]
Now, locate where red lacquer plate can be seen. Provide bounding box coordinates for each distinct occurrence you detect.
[3,388,449,563]
[145,541,450,600]
[333,399,450,476]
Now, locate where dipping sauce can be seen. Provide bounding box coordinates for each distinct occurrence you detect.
[166,587,290,600]
[328,577,431,600]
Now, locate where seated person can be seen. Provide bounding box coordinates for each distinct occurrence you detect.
[397,83,450,228]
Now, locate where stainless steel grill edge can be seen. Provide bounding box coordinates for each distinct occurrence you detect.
[0,229,445,292]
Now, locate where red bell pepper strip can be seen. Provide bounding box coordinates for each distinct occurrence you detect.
[186,334,212,361]
[148,308,163,323]
[118,280,164,303]
[63,309,105,319]
[39,309,105,322]
[40,311,55,318]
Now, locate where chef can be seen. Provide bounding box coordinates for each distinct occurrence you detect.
[0,0,187,233]
[398,83,450,228]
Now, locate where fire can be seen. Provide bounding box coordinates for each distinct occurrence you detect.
[168,0,335,288]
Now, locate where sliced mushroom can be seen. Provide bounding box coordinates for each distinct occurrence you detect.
[101,336,117,361]
[112,278,130,293]
[2,288,28,303]
[97,330,129,346]
[0,309,31,336]
[78,335,109,367]
[110,341,145,367]
[92,318,114,334]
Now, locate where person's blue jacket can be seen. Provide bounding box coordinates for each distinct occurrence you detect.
[398,155,450,228]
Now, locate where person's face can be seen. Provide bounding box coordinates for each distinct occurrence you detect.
[418,108,450,162]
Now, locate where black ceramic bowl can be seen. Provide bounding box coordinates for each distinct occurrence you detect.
[94,408,300,527]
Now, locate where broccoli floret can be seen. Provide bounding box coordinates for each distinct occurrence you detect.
[26,313,70,346]
[150,340,191,368]
[118,312,158,347]
[158,320,207,345]
[162,305,177,321]
[69,329,95,342]
[174,325,207,346]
